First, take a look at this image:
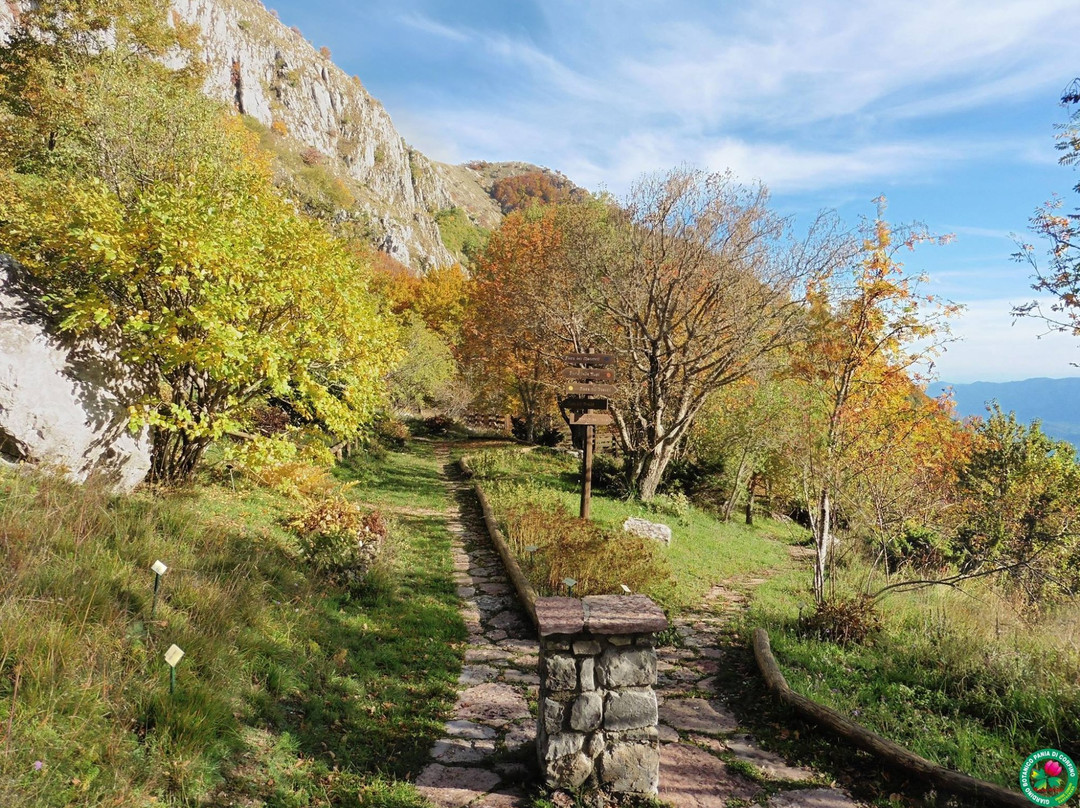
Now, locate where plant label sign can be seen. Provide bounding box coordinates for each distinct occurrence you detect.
[151,560,168,576]
[164,644,185,668]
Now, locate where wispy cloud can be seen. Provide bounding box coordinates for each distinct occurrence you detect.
[396,12,470,43]
[933,297,1079,382]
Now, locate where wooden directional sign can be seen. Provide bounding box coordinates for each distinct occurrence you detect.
[563,353,616,367]
[565,382,616,398]
[562,366,615,382]
[567,410,614,427]
[561,396,608,411]
[560,350,616,522]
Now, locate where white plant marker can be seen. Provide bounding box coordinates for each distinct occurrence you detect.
[620,584,632,594]
[150,560,168,618]
[562,577,577,595]
[165,644,185,694]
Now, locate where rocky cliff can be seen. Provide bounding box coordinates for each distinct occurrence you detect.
[0,0,510,269]
[173,0,463,269]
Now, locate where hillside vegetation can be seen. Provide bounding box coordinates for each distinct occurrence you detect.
[0,444,462,807]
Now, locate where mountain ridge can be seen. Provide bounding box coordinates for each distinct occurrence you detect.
[0,0,582,271]
[931,376,1080,445]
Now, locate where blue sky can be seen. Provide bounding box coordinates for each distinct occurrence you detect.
[270,0,1080,383]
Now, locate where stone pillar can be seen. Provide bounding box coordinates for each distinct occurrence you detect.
[535,594,668,795]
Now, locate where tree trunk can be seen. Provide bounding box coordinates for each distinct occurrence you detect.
[723,448,750,521]
[745,472,758,525]
[813,488,832,602]
[149,428,208,485]
[637,441,677,500]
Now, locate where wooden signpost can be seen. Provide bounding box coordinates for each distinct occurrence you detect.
[559,352,616,519]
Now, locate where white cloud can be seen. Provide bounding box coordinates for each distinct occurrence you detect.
[396,12,470,43]
[930,297,1079,382]
[389,0,1080,197]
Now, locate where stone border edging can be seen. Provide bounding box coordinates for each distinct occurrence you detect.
[752,628,1032,808]
[459,454,539,627]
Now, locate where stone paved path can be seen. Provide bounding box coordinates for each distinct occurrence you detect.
[415,448,539,808]
[655,582,865,808]
[415,447,866,807]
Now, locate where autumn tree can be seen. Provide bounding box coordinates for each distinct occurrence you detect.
[953,405,1080,608]
[837,378,968,579]
[491,170,582,213]
[1014,79,1080,345]
[584,169,851,500]
[791,201,957,601]
[461,206,570,439]
[0,0,203,177]
[0,11,400,483]
[465,168,848,496]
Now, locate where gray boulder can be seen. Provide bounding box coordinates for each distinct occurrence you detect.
[623,517,673,546]
[0,257,151,491]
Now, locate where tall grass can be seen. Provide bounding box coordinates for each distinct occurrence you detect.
[750,562,1080,786]
[0,446,463,807]
[490,481,675,603]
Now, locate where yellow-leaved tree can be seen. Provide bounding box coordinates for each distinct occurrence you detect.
[0,10,400,482]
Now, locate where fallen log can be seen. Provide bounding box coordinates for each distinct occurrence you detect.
[752,628,1031,808]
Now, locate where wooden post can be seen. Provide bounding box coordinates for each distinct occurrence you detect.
[580,424,594,519]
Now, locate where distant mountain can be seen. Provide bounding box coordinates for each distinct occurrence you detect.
[930,377,1080,446]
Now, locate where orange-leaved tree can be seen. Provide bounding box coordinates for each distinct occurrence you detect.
[791,199,958,601]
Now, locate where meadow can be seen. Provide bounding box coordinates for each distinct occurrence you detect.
[468,445,1080,791]
[0,442,462,807]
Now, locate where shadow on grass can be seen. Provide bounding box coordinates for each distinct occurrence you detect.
[335,450,446,512]
[236,511,466,804]
[709,619,1022,808]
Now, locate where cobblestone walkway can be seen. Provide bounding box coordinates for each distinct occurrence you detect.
[655,589,865,808]
[415,450,539,807]
[415,448,865,807]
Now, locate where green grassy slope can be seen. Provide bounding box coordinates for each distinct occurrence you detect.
[0,444,463,807]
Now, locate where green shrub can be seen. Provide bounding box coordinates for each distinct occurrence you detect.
[647,491,691,522]
[290,497,388,579]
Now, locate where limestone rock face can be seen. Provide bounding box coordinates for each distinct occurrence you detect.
[0,258,151,491]
[170,0,457,270]
[0,2,17,32]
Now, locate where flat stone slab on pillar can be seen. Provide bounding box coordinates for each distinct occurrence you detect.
[536,597,585,636]
[584,594,668,634]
